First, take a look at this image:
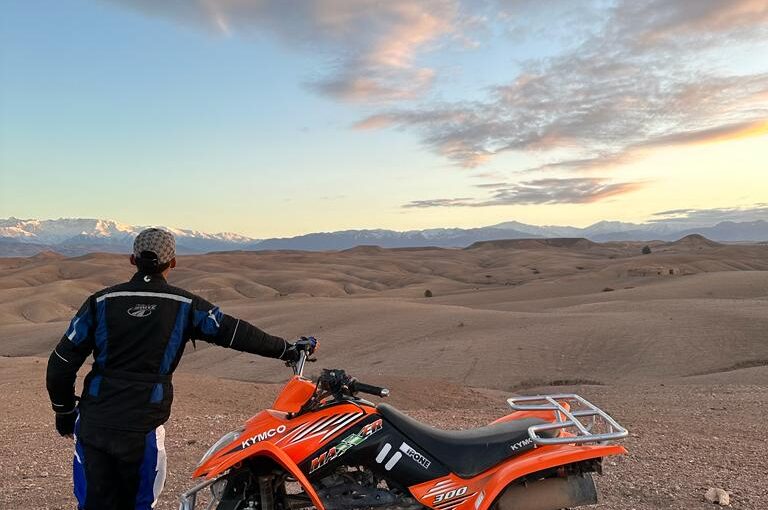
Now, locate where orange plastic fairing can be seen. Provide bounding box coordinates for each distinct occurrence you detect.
[272,376,316,413]
[204,440,325,510]
[192,400,375,510]
[408,443,626,510]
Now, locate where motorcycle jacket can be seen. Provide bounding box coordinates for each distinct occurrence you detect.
[46,271,289,432]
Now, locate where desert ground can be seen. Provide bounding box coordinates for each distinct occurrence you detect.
[1,235,767,509]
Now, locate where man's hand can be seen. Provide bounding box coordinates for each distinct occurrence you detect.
[55,411,76,438]
[280,336,319,362]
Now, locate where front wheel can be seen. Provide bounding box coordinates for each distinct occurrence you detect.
[211,465,312,510]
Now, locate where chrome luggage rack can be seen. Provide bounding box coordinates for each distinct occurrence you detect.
[507,394,628,445]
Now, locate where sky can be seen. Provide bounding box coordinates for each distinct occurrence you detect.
[1,0,767,238]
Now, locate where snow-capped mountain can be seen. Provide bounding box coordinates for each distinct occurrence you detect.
[1,215,767,257]
[0,218,134,243]
[0,217,251,244]
[0,217,258,255]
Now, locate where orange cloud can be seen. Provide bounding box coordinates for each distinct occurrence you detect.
[640,119,768,148]
[403,178,646,207]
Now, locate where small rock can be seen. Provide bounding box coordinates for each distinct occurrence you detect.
[704,488,730,506]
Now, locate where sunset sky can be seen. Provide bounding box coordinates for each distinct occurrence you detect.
[1,0,767,237]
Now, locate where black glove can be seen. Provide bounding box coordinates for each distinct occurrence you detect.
[55,411,77,437]
[280,336,318,362]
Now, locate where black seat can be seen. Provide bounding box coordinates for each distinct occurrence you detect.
[378,404,553,478]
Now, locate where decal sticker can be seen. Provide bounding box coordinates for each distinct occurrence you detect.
[422,481,478,510]
[509,437,533,451]
[434,487,467,504]
[241,425,287,449]
[474,491,484,510]
[374,442,402,471]
[277,412,365,446]
[399,441,431,469]
[309,419,382,473]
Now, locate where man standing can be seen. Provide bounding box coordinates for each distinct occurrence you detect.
[46,228,314,509]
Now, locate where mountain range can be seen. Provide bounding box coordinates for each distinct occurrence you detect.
[1,216,767,257]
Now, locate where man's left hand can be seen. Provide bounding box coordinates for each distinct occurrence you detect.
[55,411,76,438]
[280,336,319,362]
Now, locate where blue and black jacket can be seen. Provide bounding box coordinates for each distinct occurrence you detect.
[46,271,288,432]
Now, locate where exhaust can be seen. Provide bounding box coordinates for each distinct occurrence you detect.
[495,473,598,510]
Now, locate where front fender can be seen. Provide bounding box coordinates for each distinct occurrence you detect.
[204,440,325,510]
[476,444,626,510]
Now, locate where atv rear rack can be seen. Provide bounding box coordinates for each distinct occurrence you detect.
[507,394,628,445]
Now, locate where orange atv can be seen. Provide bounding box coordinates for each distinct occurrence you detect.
[180,345,628,510]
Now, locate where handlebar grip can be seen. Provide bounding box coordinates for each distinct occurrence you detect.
[352,381,390,398]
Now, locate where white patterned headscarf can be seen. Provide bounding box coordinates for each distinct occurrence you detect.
[133,228,176,264]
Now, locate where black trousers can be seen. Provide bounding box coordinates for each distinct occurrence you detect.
[74,418,167,510]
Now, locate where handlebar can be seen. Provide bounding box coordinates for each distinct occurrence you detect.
[293,351,308,376]
[350,380,390,398]
[314,368,389,400]
[290,350,390,400]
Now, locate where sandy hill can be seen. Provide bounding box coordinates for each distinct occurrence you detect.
[666,233,723,249]
[1,236,766,389]
[467,237,599,250]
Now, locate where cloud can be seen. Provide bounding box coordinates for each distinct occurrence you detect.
[637,119,768,148]
[521,118,768,174]
[107,0,768,187]
[651,205,768,224]
[360,0,768,167]
[104,0,459,102]
[403,178,645,208]
[615,0,768,45]
[404,198,476,208]
[312,67,436,102]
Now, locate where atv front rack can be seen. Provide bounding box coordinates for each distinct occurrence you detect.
[507,394,628,445]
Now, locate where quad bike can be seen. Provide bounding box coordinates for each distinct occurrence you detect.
[180,345,628,510]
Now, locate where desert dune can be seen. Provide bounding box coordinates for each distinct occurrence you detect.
[1,236,766,509]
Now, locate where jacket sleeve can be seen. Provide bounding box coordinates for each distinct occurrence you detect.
[46,298,96,414]
[190,296,288,359]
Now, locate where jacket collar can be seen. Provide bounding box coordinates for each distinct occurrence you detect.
[130,272,167,284]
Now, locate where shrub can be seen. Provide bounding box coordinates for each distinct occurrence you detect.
[642,245,652,255]
[424,289,433,298]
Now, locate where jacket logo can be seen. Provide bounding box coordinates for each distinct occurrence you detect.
[127,304,157,318]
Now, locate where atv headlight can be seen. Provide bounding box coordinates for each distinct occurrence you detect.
[197,429,243,468]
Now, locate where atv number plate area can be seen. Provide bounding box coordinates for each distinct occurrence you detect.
[506,394,628,445]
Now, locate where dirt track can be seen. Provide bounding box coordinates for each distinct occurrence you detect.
[1,358,766,510]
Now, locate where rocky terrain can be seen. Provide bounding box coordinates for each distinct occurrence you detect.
[0,236,766,509]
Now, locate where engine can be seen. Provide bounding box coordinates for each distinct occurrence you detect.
[316,468,423,510]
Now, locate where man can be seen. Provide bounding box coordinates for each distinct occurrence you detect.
[46,228,315,509]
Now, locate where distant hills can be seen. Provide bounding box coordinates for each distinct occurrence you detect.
[1,216,767,257]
